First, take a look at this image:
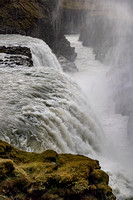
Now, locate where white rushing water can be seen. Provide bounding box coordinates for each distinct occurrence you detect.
[0,34,60,69]
[67,35,133,200]
[0,34,103,156]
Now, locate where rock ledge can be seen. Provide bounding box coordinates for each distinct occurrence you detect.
[0,140,116,200]
[0,46,33,67]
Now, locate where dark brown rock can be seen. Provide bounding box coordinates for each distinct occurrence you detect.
[0,46,33,67]
[0,0,76,61]
[58,56,78,72]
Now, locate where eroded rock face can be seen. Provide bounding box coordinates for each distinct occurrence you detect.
[58,56,78,72]
[0,46,33,67]
[0,0,76,61]
[0,140,116,200]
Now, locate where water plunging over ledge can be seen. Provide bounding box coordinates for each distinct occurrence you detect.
[0,34,103,156]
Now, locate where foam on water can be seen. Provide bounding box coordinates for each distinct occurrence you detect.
[0,34,103,157]
[0,33,133,199]
[0,34,60,69]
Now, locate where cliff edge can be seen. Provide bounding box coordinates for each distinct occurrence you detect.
[0,140,116,200]
[0,0,76,61]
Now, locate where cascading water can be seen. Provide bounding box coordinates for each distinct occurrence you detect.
[0,34,103,156]
[0,35,61,69]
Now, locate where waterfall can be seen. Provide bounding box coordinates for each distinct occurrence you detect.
[0,34,103,156]
[0,34,61,69]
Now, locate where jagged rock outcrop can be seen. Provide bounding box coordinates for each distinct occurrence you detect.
[0,140,116,200]
[0,46,33,67]
[58,56,78,72]
[0,0,76,61]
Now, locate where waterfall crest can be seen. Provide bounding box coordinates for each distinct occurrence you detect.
[0,34,61,69]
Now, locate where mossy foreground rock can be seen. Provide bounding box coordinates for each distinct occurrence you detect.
[0,141,116,200]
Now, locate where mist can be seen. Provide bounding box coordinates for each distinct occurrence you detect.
[66,0,133,198]
[79,0,133,138]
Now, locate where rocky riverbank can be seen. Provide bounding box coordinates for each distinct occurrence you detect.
[0,140,116,200]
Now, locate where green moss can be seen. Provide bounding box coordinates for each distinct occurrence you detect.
[0,195,9,200]
[97,183,116,200]
[41,149,58,162]
[0,141,116,200]
[90,169,109,185]
[0,159,14,180]
[0,140,58,164]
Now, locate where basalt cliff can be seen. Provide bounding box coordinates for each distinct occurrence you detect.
[0,0,76,61]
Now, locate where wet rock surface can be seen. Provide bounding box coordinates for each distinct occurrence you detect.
[0,0,76,62]
[58,56,78,73]
[0,46,33,67]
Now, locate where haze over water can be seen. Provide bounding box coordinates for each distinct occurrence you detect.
[66,1,133,198]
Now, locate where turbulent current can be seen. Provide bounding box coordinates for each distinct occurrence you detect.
[0,35,102,155]
[0,34,133,199]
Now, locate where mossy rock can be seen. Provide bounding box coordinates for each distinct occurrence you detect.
[0,141,12,155]
[0,159,14,179]
[90,169,109,185]
[97,184,116,200]
[0,141,116,200]
[41,149,58,162]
